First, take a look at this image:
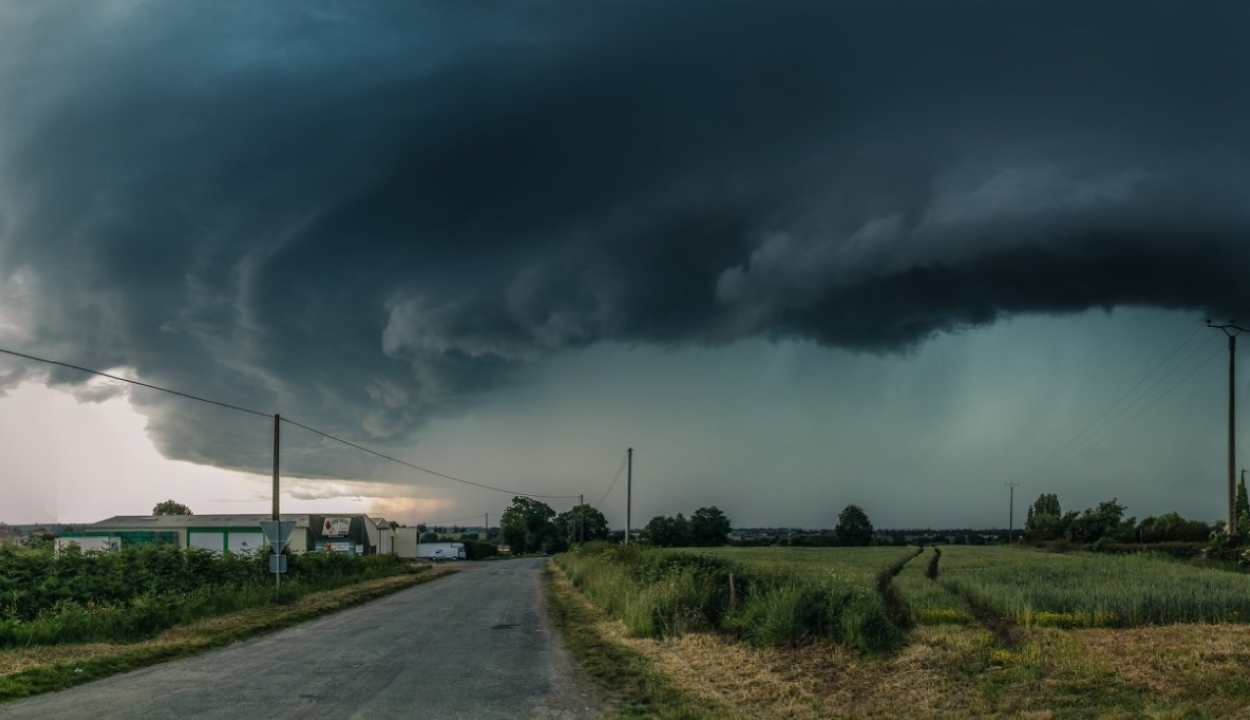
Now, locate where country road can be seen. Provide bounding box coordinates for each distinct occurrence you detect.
[0,558,604,720]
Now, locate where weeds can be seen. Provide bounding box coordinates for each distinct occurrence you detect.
[557,544,905,654]
[0,544,415,647]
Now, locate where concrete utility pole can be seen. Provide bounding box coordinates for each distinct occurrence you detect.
[272,414,281,521]
[625,448,633,544]
[1209,320,1246,535]
[1005,482,1020,542]
[484,513,488,538]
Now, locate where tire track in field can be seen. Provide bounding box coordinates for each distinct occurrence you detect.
[877,546,923,629]
[925,548,1022,646]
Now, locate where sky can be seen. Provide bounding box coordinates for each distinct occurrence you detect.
[1,0,1248,530]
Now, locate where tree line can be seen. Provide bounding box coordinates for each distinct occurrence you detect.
[1023,492,1218,545]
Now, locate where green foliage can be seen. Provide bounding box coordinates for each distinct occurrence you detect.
[834,504,874,546]
[1136,512,1211,543]
[462,540,499,560]
[1066,499,1135,544]
[1238,474,1250,533]
[0,544,411,647]
[555,504,611,548]
[1024,493,1066,541]
[499,496,557,554]
[899,545,1250,628]
[557,545,906,654]
[646,513,692,547]
[689,506,732,546]
[151,500,192,515]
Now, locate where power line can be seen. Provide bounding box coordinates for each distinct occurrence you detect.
[279,416,581,500]
[0,345,581,501]
[1074,342,1227,455]
[1022,321,1212,483]
[425,513,487,527]
[0,345,272,419]
[594,452,630,508]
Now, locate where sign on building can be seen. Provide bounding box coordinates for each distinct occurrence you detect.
[322,517,352,537]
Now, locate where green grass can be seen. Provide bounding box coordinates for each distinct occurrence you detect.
[544,563,739,719]
[892,547,975,626]
[557,544,909,653]
[696,546,919,587]
[937,546,1250,628]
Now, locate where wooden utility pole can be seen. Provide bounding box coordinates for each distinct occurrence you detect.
[626,448,633,544]
[1209,321,1245,535]
[1005,482,1019,542]
[272,414,281,521]
[579,494,584,544]
[484,513,488,538]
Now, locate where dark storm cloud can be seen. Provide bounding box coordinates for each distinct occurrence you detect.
[1,0,1248,474]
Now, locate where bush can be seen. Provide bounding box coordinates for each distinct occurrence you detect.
[0,545,413,647]
[556,546,903,654]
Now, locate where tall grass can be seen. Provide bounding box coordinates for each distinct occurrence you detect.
[0,544,416,646]
[557,543,904,654]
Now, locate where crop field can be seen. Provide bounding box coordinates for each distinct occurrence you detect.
[701,545,1250,629]
[931,545,1250,627]
[554,544,1250,718]
[697,546,919,587]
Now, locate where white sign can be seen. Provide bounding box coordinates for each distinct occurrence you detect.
[260,520,296,548]
[322,517,351,537]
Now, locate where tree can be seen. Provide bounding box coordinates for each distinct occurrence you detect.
[645,513,692,547]
[1237,474,1250,534]
[834,504,874,546]
[1024,493,1065,541]
[1137,512,1211,543]
[152,500,192,515]
[499,496,557,554]
[690,506,732,546]
[1066,499,1134,544]
[555,504,610,548]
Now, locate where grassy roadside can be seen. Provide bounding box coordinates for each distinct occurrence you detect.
[0,567,455,701]
[544,562,744,720]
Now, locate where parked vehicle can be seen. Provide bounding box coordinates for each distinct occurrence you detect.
[417,542,466,561]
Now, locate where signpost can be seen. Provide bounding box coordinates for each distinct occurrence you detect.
[260,520,296,590]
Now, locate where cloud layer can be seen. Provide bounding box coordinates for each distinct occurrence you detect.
[1,0,1247,475]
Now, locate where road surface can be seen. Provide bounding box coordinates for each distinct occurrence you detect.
[0,557,603,719]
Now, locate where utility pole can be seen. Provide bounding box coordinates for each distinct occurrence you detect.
[1209,320,1246,535]
[272,414,281,521]
[579,494,584,544]
[1005,482,1019,542]
[625,448,633,544]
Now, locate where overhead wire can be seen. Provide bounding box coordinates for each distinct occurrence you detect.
[278,416,581,499]
[0,345,272,419]
[1021,320,1213,483]
[593,452,629,508]
[0,345,581,501]
[1073,342,1227,456]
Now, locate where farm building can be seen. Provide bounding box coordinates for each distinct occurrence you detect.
[60,513,395,555]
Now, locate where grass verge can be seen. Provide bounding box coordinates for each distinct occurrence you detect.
[0,567,454,702]
[545,561,743,719]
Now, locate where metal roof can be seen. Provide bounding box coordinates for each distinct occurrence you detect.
[88,514,313,529]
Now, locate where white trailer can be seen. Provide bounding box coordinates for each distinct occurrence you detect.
[417,542,466,560]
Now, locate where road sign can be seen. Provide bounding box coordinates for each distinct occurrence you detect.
[269,554,288,573]
[259,520,296,551]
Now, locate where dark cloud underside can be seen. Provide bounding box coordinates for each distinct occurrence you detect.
[0,0,1247,474]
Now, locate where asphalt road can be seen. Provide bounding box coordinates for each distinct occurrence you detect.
[0,557,603,720]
